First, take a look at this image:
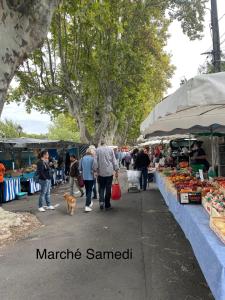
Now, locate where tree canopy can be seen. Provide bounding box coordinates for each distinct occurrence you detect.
[48,114,80,142]
[8,0,207,144]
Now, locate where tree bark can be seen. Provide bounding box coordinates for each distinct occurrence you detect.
[66,97,90,144]
[0,0,60,115]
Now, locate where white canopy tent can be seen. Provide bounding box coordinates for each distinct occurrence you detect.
[141,72,225,137]
[137,134,191,147]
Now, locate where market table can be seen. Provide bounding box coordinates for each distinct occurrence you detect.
[3,177,21,202]
[154,171,225,300]
[20,172,41,194]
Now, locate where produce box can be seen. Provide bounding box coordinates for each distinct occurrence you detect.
[202,197,212,215]
[178,192,202,204]
[211,205,225,217]
[210,217,225,244]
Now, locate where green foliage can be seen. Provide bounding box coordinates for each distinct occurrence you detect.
[0,119,48,139]
[199,53,225,74]
[23,133,48,139]
[8,0,207,144]
[48,114,80,142]
[0,119,23,138]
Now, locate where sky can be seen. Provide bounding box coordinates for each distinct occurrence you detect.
[2,0,225,134]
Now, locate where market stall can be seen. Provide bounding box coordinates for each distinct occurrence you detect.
[154,168,225,300]
[4,177,21,202]
[139,72,225,300]
[0,138,88,202]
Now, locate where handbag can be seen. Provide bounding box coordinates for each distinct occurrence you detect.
[77,174,84,188]
[111,178,121,200]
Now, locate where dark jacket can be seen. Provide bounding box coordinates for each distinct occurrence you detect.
[134,152,150,169]
[37,160,51,180]
[69,161,80,178]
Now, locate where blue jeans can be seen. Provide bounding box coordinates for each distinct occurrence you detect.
[84,180,94,207]
[92,178,97,198]
[98,175,113,208]
[138,167,148,190]
[39,179,51,208]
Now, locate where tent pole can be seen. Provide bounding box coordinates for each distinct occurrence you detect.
[189,133,191,166]
[211,128,214,170]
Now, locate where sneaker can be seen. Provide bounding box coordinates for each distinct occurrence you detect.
[89,201,93,208]
[85,206,92,212]
[100,202,104,210]
[38,207,46,212]
[46,205,55,210]
[105,204,112,211]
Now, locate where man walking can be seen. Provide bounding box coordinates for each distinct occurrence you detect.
[37,150,55,212]
[96,142,119,210]
[134,149,150,191]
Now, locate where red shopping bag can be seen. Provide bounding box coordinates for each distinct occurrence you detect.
[111,178,121,201]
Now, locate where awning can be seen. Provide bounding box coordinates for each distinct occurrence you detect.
[141,72,225,137]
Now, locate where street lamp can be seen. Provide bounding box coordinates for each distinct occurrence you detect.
[17,125,23,137]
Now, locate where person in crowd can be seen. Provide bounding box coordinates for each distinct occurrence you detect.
[96,141,119,210]
[153,145,162,162]
[37,150,55,212]
[65,152,71,177]
[134,149,150,191]
[89,145,98,199]
[118,148,123,167]
[0,161,5,206]
[69,155,84,197]
[80,148,98,212]
[114,148,119,164]
[57,154,66,183]
[124,152,132,170]
[132,148,139,168]
[49,156,56,187]
[190,141,210,171]
[121,151,126,167]
[144,146,150,155]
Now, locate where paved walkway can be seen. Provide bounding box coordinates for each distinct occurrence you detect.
[0,170,213,300]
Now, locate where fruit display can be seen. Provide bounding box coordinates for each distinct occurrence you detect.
[179,161,189,168]
[202,191,225,217]
[159,166,225,243]
[4,165,37,178]
[5,169,23,178]
[160,166,218,206]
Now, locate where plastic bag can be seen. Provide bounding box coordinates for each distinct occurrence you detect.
[111,178,121,200]
[127,170,141,183]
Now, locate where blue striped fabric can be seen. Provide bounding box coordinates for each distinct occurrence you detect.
[3,178,21,202]
[29,178,41,194]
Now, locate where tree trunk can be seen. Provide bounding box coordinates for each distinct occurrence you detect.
[66,97,90,144]
[104,119,119,145]
[0,0,59,115]
[93,94,114,144]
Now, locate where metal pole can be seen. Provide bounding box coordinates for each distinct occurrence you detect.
[211,0,221,72]
[211,128,214,170]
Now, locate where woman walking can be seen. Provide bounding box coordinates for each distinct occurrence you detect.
[37,150,55,212]
[69,155,84,197]
[80,148,98,212]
